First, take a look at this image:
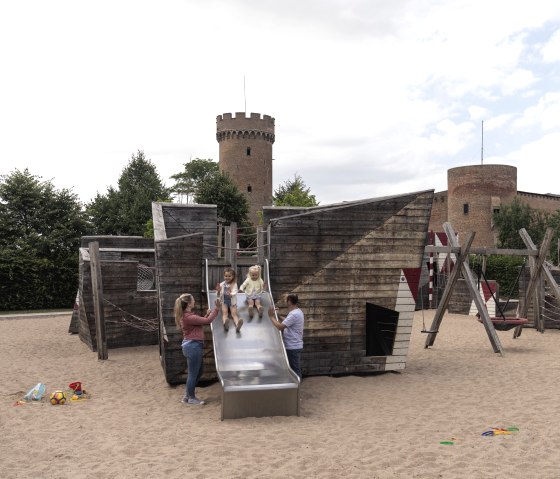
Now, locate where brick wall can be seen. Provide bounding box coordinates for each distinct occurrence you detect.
[428,191,448,232]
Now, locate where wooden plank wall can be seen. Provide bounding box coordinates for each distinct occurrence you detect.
[263,191,433,376]
[152,204,219,384]
[77,238,159,350]
[79,259,158,349]
[155,233,216,384]
[157,203,219,258]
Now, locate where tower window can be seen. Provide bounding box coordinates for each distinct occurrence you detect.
[463,203,469,214]
[247,185,252,193]
[246,147,251,156]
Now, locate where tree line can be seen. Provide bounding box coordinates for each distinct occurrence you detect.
[0,151,318,311]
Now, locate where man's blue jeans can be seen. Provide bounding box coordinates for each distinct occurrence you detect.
[182,340,204,398]
[286,348,302,380]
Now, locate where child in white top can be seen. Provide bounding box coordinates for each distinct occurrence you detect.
[217,267,243,333]
[240,265,265,319]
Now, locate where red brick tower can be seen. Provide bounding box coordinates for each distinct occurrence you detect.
[216,112,275,224]
[447,164,517,247]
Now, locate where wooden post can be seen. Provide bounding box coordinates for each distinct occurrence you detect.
[516,227,554,337]
[267,223,271,260]
[424,229,475,347]
[217,223,224,258]
[229,222,237,272]
[257,227,264,264]
[89,241,108,360]
[425,223,504,355]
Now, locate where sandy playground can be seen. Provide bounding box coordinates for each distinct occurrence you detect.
[1,310,560,479]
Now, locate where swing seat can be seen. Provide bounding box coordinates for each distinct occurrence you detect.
[477,316,529,332]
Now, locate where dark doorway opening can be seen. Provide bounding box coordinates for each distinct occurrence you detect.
[365,303,398,356]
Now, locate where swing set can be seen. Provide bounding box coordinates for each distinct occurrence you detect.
[473,255,528,331]
[422,222,555,356]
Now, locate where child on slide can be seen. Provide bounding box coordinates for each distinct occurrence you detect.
[217,267,243,333]
[240,264,265,319]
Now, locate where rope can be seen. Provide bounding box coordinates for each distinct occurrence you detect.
[102,298,159,332]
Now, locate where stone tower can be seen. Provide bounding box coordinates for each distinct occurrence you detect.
[216,112,275,224]
[447,164,517,247]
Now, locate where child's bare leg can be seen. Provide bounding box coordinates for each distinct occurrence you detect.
[231,306,243,332]
[255,298,263,318]
[221,304,230,331]
[248,299,255,319]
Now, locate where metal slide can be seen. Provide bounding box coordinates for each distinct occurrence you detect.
[206,260,300,420]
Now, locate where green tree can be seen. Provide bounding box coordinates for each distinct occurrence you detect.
[492,197,550,249]
[86,150,171,236]
[0,169,89,310]
[273,174,319,207]
[547,210,560,265]
[170,158,218,204]
[195,171,250,225]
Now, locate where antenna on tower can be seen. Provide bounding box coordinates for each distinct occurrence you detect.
[481,120,484,165]
[243,75,247,115]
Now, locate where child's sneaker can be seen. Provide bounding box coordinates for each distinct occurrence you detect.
[223,318,229,332]
[236,318,243,333]
[187,397,205,405]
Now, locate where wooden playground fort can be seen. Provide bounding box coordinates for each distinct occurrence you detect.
[77,192,430,368]
[151,190,434,384]
[74,202,560,365]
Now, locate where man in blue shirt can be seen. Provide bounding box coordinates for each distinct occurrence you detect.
[268,293,304,379]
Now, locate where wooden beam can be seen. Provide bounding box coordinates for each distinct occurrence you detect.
[89,241,108,360]
[424,228,475,348]
[515,228,554,337]
[424,246,537,256]
[542,262,560,303]
[448,224,503,355]
[425,223,504,355]
[151,203,166,242]
[257,227,265,264]
[229,222,237,272]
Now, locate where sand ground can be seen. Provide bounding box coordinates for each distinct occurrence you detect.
[1,310,559,478]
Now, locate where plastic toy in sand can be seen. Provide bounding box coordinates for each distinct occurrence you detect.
[482,426,519,436]
[68,381,89,401]
[23,382,46,402]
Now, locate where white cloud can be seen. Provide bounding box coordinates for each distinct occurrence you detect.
[2,1,560,205]
[541,29,560,63]
[501,69,537,95]
[505,132,560,194]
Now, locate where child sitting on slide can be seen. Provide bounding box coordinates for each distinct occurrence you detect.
[217,267,243,333]
[240,264,265,319]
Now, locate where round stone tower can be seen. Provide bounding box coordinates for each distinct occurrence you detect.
[447,164,517,247]
[216,112,275,224]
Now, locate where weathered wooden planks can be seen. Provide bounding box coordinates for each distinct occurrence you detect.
[77,238,159,351]
[264,190,434,376]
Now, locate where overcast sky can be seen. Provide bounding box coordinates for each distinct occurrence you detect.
[2,1,560,206]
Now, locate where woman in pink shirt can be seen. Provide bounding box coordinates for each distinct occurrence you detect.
[174,293,221,405]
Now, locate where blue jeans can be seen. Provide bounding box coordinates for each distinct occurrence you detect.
[286,349,302,380]
[182,340,204,398]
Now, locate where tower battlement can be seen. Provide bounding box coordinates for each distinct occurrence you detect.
[216,112,275,134]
